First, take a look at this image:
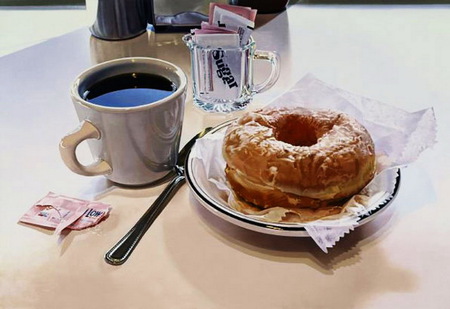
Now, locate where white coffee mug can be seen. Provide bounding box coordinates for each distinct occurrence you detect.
[60,57,187,186]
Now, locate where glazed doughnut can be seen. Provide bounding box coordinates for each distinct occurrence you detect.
[222,107,376,210]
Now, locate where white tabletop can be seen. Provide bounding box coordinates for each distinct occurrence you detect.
[1,4,450,309]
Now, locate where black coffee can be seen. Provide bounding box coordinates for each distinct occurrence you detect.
[83,73,177,107]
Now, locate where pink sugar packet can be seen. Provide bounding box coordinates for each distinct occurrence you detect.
[192,22,238,35]
[19,192,111,234]
[68,201,111,231]
[205,3,256,46]
[208,3,257,24]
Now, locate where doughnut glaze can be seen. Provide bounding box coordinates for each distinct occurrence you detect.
[222,107,376,210]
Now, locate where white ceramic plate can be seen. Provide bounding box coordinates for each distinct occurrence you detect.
[185,121,401,237]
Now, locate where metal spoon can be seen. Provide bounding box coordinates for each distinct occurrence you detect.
[105,127,212,265]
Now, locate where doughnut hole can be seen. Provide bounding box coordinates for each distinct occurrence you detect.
[274,115,322,147]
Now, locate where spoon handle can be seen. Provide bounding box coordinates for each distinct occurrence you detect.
[104,175,186,265]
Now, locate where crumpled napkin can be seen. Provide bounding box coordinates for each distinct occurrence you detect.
[192,74,437,252]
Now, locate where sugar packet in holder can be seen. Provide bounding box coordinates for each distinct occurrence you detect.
[209,4,256,46]
[189,74,436,252]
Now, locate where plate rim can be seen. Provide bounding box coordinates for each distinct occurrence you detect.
[186,121,401,236]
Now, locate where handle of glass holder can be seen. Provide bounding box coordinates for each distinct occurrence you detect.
[252,50,281,94]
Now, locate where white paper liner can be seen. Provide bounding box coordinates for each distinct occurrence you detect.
[191,74,436,252]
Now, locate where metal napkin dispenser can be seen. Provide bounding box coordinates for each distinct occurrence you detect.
[148,0,228,33]
[90,0,230,40]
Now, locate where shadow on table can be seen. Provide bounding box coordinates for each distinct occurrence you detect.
[89,30,192,74]
[191,194,397,273]
[158,195,418,308]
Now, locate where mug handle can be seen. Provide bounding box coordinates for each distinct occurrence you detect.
[59,120,112,176]
[252,50,281,94]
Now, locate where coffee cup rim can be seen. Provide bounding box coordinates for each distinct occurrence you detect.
[71,57,187,112]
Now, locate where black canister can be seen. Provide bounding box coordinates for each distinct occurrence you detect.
[90,0,149,40]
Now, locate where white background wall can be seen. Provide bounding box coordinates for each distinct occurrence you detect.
[0,0,97,56]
